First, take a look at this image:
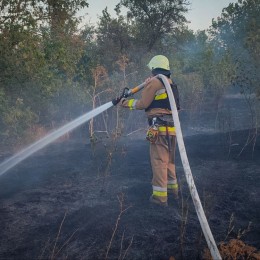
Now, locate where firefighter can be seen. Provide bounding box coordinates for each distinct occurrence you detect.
[120,55,180,206]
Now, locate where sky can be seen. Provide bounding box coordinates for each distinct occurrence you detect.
[79,0,236,31]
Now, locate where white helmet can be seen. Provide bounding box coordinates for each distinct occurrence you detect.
[147,55,170,71]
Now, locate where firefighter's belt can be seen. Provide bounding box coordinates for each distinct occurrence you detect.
[148,116,174,127]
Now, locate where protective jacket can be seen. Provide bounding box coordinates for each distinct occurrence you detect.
[120,76,179,204]
[145,79,180,112]
[122,77,179,135]
[122,77,179,113]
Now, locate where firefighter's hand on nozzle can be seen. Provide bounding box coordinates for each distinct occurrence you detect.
[119,98,127,107]
[112,97,128,106]
[120,98,136,110]
[112,87,130,106]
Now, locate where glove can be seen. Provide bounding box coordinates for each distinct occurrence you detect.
[119,98,127,106]
[119,99,136,110]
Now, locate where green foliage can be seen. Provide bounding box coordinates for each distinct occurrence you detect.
[117,0,189,51]
[210,0,260,95]
[0,0,90,147]
[0,0,259,148]
[0,89,8,133]
[95,8,133,73]
[2,98,38,144]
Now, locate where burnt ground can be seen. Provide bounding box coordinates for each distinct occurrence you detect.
[0,91,260,260]
[0,126,260,260]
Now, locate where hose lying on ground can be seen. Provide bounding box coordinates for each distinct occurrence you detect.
[158,74,222,260]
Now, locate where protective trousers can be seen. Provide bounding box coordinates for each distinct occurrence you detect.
[150,134,178,203]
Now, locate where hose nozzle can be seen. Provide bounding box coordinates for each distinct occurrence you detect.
[112,87,130,106]
[112,81,147,106]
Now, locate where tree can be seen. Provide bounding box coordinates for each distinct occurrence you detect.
[95,8,133,73]
[0,0,89,145]
[116,0,190,51]
[210,0,260,96]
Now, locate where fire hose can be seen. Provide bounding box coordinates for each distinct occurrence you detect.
[113,75,222,260]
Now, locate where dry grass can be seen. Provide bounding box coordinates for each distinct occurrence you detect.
[105,193,132,260]
[203,239,260,260]
[38,211,79,260]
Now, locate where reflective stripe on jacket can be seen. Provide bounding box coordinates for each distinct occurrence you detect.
[145,79,180,112]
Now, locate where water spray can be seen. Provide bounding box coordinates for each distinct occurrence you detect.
[0,102,113,176]
[0,79,148,176]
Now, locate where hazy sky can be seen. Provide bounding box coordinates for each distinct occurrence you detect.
[79,0,236,31]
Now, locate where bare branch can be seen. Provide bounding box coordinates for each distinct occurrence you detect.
[51,211,67,260]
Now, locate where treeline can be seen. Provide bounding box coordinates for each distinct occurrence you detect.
[0,0,259,147]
